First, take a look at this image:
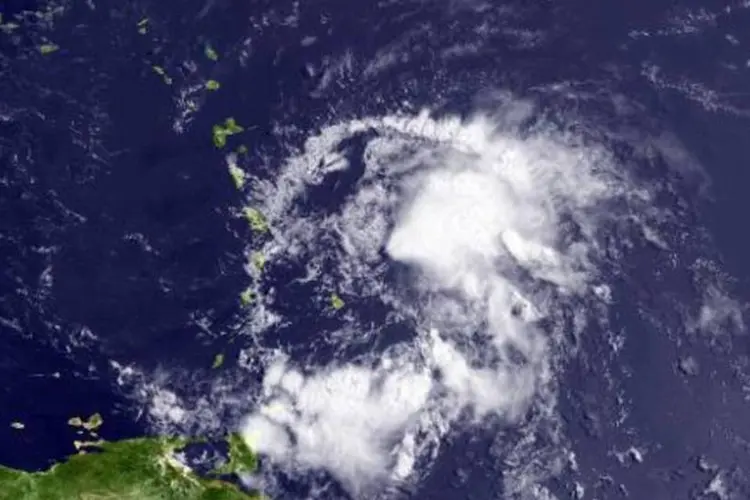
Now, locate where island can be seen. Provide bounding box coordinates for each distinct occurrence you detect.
[67,413,103,431]
[213,118,244,149]
[242,208,268,233]
[330,293,345,311]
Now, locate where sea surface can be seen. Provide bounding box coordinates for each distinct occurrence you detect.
[2,0,750,498]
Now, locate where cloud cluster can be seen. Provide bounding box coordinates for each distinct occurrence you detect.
[241,108,644,495]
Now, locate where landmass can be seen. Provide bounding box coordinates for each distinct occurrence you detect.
[213,118,244,148]
[251,252,265,272]
[0,435,261,499]
[38,43,59,55]
[204,43,219,61]
[67,413,103,431]
[214,434,257,475]
[212,353,225,369]
[239,288,255,306]
[330,293,345,310]
[242,208,268,233]
[228,161,246,189]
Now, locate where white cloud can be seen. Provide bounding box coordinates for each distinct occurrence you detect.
[241,107,652,495]
[243,356,433,494]
[694,285,745,336]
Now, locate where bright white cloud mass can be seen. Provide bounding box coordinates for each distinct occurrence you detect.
[236,105,657,496]
[107,101,739,498]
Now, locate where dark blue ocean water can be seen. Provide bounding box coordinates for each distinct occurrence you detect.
[2,0,750,498]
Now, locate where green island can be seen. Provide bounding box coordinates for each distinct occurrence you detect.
[0,435,261,499]
[67,413,103,431]
[228,163,246,189]
[214,434,257,475]
[250,252,266,272]
[38,43,59,55]
[242,208,268,233]
[212,353,225,369]
[239,288,255,307]
[213,118,244,148]
[330,293,345,311]
[204,43,219,61]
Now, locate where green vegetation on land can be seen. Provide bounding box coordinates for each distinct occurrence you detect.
[67,413,103,431]
[251,252,265,272]
[212,353,225,369]
[38,43,59,54]
[206,80,221,91]
[213,118,244,148]
[205,44,219,61]
[228,163,246,189]
[330,293,345,310]
[0,436,260,499]
[239,288,255,306]
[215,434,256,475]
[242,208,268,233]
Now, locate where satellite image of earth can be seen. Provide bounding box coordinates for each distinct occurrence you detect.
[2,0,750,498]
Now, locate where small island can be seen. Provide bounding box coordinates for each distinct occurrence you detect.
[242,208,268,233]
[67,413,103,431]
[213,118,244,149]
[330,293,345,311]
